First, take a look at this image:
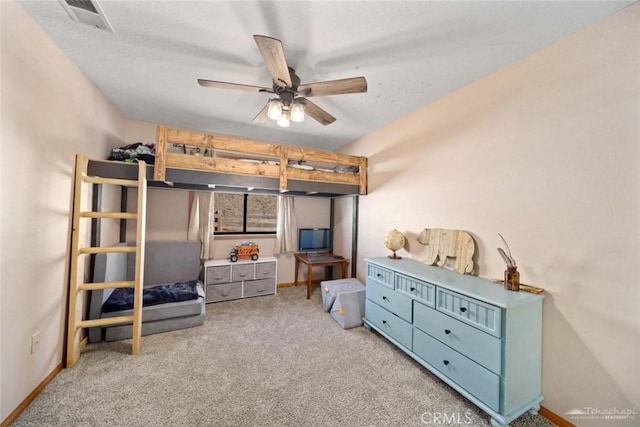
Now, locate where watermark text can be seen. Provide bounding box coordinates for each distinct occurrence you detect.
[420,411,473,424]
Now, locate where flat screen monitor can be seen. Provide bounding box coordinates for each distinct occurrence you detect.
[298,228,331,253]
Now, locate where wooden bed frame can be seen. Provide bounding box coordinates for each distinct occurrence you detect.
[154,125,367,195]
[68,126,365,365]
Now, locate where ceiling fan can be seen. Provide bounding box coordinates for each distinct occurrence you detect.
[197,35,368,127]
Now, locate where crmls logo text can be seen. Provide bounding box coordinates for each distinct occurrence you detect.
[421,411,473,424]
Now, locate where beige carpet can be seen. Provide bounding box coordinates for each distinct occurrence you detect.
[14,286,555,426]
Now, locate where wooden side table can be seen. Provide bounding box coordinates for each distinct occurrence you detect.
[293,252,349,299]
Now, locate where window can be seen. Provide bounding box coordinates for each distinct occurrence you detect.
[214,193,278,234]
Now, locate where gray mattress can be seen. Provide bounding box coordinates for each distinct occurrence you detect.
[104,299,205,341]
[89,240,205,343]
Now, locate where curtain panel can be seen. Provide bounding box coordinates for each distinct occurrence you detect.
[273,196,297,254]
[188,192,215,260]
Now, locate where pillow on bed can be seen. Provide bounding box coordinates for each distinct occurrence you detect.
[102,280,200,313]
[333,164,359,173]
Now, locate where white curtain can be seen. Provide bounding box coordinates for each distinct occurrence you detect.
[187,192,215,260]
[273,196,297,255]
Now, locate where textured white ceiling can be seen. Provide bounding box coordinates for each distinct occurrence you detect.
[17,0,634,151]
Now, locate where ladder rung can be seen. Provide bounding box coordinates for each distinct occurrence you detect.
[77,315,135,329]
[78,280,136,291]
[78,246,138,255]
[80,212,138,219]
[82,175,139,187]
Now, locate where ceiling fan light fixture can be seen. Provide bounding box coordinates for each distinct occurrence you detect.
[267,99,283,120]
[276,110,291,127]
[198,35,367,127]
[290,102,305,122]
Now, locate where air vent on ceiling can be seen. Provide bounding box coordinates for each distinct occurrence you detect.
[58,0,114,33]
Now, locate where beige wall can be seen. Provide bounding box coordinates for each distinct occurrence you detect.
[1,1,127,421]
[339,3,640,424]
[334,197,356,273]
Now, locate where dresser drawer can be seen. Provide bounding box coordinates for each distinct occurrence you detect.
[255,261,277,278]
[244,278,275,298]
[413,328,500,411]
[395,273,435,307]
[232,264,254,282]
[436,288,502,338]
[366,280,412,322]
[206,282,242,302]
[367,263,394,288]
[206,265,231,285]
[414,301,502,374]
[365,299,412,350]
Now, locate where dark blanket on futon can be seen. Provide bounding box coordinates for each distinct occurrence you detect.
[102,280,199,313]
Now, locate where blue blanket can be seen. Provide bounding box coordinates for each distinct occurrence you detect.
[102,280,199,313]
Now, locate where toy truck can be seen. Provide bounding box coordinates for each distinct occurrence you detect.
[229,242,259,262]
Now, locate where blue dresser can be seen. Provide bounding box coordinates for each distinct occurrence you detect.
[364,257,544,427]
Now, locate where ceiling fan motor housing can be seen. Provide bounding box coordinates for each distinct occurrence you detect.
[275,89,295,108]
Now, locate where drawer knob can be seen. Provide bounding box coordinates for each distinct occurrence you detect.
[444,329,451,335]
[382,320,388,324]
[460,307,468,313]
[377,273,382,277]
[443,360,450,366]
[410,287,416,292]
[382,296,388,301]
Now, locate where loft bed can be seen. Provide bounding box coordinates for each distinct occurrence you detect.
[88,125,367,197]
[71,125,365,361]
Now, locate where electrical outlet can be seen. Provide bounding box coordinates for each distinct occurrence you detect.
[31,331,41,354]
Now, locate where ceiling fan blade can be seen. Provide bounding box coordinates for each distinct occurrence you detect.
[253,35,292,87]
[297,76,367,97]
[252,104,269,123]
[198,79,272,93]
[298,99,336,126]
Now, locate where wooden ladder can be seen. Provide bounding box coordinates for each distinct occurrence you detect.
[66,155,147,367]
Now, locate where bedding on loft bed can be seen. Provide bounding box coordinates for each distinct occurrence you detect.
[108,142,156,164]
